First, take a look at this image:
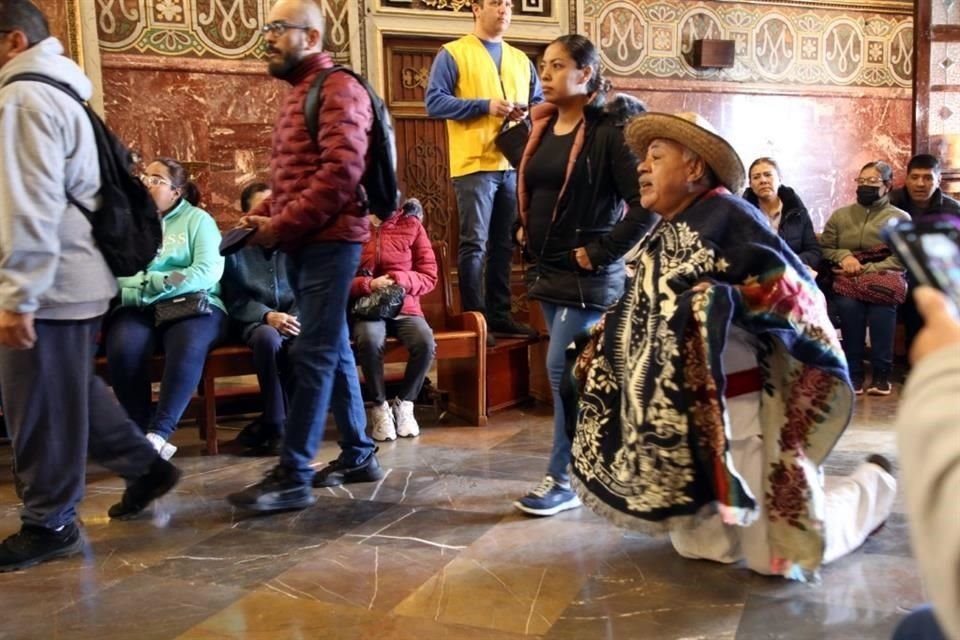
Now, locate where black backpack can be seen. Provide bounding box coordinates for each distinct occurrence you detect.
[304,66,400,219]
[3,73,161,277]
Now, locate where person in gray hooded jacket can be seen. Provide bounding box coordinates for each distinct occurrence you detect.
[0,0,180,573]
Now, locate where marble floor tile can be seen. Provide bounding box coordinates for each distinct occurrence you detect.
[735,593,904,639]
[266,539,456,611]
[178,589,539,639]
[393,557,585,635]
[400,474,537,514]
[143,529,332,590]
[231,494,394,537]
[440,449,552,482]
[343,505,501,552]
[0,395,925,639]
[30,573,245,640]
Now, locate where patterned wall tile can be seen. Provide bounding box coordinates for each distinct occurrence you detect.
[931,42,960,86]
[932,0,960,25]
[582,0,912,89]
[930,91,960,137]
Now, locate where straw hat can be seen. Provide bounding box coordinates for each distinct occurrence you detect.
[625,112,746,195]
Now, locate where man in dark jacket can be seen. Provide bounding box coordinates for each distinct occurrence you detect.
[890,154,960,221]
[228,0,382,512]
[221,183,298,456]
[889,153,960,352]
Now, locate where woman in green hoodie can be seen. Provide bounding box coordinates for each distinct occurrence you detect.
[820,160,909,396]
[104,157,227,460]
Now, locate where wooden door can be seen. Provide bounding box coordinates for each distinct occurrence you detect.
[914,0,960,196]
[382,36,459,251]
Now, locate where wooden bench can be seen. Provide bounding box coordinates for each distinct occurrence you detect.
[95,241,487,454]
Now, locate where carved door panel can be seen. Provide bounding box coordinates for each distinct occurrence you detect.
[383,36,458,252]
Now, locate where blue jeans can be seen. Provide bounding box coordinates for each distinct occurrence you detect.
[832,295,897,380]
[106,306,227,439]
[893,605,947,640]
[452,170,517,320]
[541,302,602,483]
[282,243,375,484]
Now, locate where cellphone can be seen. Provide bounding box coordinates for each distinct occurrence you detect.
[882,217,960,308]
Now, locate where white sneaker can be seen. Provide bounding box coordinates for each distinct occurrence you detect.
[146,432,177,461]
[369,402,397,442]
[393,399,420,438]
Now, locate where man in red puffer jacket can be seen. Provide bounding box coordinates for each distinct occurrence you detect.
[229,0,383,513]
[351,198,438,442]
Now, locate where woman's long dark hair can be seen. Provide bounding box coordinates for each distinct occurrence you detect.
[153,157,201,206]
[550,34,612,96]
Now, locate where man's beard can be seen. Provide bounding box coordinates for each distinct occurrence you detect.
[268,48,302,79]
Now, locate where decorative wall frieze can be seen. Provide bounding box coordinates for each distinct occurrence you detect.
[95,0,353,64]
[583,0,912,89]
[379,0,553,18]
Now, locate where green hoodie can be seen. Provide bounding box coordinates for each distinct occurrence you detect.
[117,198,225,310]
[820,196,910,273]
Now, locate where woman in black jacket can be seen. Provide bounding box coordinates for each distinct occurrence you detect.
[743,157,822,271]
[512,34,656,517]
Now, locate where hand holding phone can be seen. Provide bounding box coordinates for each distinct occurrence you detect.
[882,218,960,310]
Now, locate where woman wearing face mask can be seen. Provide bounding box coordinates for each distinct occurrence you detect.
[820,161,909,396]
[742,157,821,271]
[104,157,227,463]
[511,34,655,517]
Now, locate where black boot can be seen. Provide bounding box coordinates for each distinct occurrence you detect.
[487,318,539,340]
[228,464,315,512]
[0,523,83,572]
[312,451,384,488]
[108,458,182,520]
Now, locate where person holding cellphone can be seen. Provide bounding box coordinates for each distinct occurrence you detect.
[425,0,544,345]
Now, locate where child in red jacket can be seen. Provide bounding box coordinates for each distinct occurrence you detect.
[350,199,438,440]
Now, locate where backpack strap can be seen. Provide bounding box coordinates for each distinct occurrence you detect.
[2,72,84,103]
[2,72,94,217]
[303,65,344,145]
[304,65,371,145]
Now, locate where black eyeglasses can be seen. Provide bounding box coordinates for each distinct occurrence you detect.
[260,21,310,36]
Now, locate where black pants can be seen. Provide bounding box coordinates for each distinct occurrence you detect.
[352,316,435,404]
[0,317,157,529]
[247,324,292,429]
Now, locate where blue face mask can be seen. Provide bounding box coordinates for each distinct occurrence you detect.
[856,185,882,207]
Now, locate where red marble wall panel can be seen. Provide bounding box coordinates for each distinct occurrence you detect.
[627,89,912,231]
[32,0,68,47]
[101,61,281,227]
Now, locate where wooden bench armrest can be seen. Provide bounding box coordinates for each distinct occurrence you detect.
[445,309,486,336]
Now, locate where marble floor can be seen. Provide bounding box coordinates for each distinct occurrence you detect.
[0,392,920,639]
